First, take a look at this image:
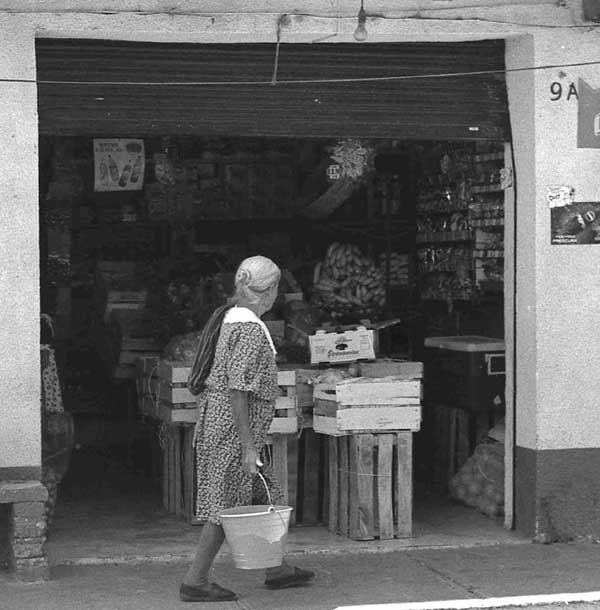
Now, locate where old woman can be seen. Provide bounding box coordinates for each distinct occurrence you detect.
[180,255,314,603]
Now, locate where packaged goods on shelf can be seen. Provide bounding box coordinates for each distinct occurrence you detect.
[378,252,409,287]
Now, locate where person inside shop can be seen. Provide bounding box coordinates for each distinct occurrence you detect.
[180,255,314,603]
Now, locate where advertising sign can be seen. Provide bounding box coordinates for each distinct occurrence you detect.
[577,79,600,149]
[94,138,145,191]
[551,198,600,245]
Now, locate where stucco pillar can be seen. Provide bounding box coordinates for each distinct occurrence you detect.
[0,17,41,480]
[507,31,600,541]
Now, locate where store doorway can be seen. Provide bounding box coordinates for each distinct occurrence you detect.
[36,39,519,563]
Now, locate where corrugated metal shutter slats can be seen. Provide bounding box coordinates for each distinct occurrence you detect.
[36,39,509,140]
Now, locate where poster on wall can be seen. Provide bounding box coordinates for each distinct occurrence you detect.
[94,139,145,191]
[550,194,600,245]
[577,78,600,149]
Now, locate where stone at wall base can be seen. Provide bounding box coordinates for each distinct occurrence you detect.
[13,556,50,582]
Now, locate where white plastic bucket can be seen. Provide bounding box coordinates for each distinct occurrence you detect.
[219,504,293,569]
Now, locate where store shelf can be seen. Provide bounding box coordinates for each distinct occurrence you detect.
[416,206,469,216]
[416,230,474,244]
[471,184,503,194]
[470,219,504,229]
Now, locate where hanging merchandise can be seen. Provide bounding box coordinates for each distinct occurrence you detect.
[327,138,374,182]
[94,139,145,192]
[153,137,178,187]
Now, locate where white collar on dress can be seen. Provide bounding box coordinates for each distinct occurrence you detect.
[223,306,277,355]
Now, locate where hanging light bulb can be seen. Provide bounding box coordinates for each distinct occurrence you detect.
[353,1,368,42]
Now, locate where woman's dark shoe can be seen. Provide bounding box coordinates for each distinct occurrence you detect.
[179,582,238,602]
[264,566,315,590]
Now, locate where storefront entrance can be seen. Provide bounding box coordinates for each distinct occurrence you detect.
[36,38,518,563]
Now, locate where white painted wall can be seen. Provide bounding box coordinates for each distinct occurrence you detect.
[0,16,41,472]
[505,35,538,451]
[532,30,600,451]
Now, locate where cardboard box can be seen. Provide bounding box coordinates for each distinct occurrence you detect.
[309,326,375,365]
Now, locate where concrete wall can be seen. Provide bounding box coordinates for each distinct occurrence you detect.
[533,30,600,452]
[506,29,600,539]
[0,16,41,479]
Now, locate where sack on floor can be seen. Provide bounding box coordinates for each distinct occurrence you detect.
[448,441,504,518]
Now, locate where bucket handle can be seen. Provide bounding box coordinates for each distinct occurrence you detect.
[256,469,275,512]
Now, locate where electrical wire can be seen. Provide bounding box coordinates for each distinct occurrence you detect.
[1,6,599,30]
[2,58,600,87]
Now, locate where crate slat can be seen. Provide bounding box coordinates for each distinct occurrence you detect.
[358,360,423,379]
[339,437,349,537]
[268,417,298,435]
[377,434,395,539]
[328,437,339,534]
[338,406,421,432]
[396,432,413,538]
[350,435,375,540]
[336,378,422,405]
[157,360,192,384]
[275,395,297,411]
[327,432,413,541]
[314,406,421,436]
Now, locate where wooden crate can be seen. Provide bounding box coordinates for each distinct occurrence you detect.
[265,428,327,526]
[327,432,413,540]
[162,424,304,526]
[147,361,298,432]
[313,376,422,436]
[271,370,298,435]
[358,360,424,380]
[162,423,201,525]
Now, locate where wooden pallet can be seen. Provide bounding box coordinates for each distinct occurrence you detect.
[327,432,413,540]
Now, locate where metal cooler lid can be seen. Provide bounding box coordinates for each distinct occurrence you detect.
[424,335,505,352]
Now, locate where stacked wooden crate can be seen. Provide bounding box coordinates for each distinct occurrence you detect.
[135,360,303,524]
[313,375,422,436]
[313,362,423,540]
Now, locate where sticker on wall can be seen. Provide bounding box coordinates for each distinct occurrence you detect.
[94,139,145,191]
[547,185,575,208]
[551,201,600,245]
[577,78,600,149]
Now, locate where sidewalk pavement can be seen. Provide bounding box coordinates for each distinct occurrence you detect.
[3,539,600,610]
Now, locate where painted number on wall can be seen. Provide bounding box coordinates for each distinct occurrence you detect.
[550,82,579,101]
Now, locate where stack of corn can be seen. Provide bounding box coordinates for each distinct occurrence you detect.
[312,242,386,318]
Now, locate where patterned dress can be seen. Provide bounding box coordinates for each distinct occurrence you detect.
[194,318,284,524]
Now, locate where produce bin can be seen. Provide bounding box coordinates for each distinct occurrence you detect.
[423,336,505,412]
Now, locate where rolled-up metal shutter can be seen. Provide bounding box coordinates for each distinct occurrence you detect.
[36,39,508,140]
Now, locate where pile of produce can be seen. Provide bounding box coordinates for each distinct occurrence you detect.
[312,242,386,319]
[448,442,504,519]
[307,368,356,387]
[162,331,201,362]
